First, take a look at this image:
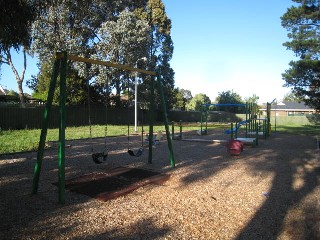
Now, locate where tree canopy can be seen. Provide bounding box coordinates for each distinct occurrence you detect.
[28,0,175,108]
[0,0,40,106]
[281,0,320,110]
[0,0,35,52]
[282,91,304,102]
[186,93,211,111]
[215,90,244,113]
[172,88,192,110]
[244,94,259,104]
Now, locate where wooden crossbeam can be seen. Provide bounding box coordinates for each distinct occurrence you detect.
[56,53,156,76]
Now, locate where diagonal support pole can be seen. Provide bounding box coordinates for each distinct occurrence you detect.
[148,75,155,164]
[156,76,175,167]
[58,51,68,204]
[32,56,61,194]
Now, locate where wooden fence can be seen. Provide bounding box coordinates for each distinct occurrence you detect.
[0,106,318,130]
[0,105,153,130]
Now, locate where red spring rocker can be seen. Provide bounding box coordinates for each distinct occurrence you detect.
[226,139,244,156]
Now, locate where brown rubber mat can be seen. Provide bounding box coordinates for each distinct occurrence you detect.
[60,167,170,201]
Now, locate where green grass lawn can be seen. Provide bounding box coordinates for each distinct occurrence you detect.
[0,124,318,155]
[0,124,205,154]
[274,125,320,136]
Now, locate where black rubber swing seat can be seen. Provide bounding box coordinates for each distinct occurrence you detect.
[92,152,108,164]
[128,147,144,157]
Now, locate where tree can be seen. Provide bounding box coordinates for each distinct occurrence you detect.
[172,88,193,110]
[135,0,175,110]
[30,1,149,106]
[244,94,261,116]
[96,9,151,107]
[244,94,260,104]
[6,89,19,97]
[186,93,211,111]
[180,89,193,102]
[0,0,35,52]
[281,0,320,110]
[172,88,184,110]
[0,0,38,106]
[27,62,90,105]
[283,91,304,102]
[215,90,244,113]
[30,0,175,108]
[0,49,28,106]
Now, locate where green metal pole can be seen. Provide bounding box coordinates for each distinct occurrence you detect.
[58,52,67,204]
[255,122,259,146]
[205,110,208,134]
[32,58,61,194]
[231,122,234,139]
[249,103,252,132]
[266,102,270,137]
[171,121,174,140]
[148,75,155,164]
[252,119,255,136]
[245,103,248,138]
[200,106,203,135]
[263,119,267,139]
[267,104,269,136]
[250,106,253,133]
[157,77,175,167]
[235,122,238,139]
[179,120,182,139]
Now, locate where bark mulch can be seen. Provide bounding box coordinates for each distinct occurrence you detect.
[0,130,319,239]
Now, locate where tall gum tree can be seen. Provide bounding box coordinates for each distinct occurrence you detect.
[0,48,27,106]
[281,0,320,110]
[0,0,37,106]
[135,0,175,109]
[95,9,151,107]
[30,0,175,108]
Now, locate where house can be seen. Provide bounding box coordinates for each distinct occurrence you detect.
[261,101,316,116]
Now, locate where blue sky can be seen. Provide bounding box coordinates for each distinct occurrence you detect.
[1,0,296,103]
[163,0,296,103]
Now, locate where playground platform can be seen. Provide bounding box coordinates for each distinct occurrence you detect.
[181,137,257,146]
[234,137,257,146]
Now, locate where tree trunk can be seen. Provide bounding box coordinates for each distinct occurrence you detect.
[6,48,27,107]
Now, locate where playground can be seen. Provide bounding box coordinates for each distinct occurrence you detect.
[0,129,319,239]
[1,53,319,239]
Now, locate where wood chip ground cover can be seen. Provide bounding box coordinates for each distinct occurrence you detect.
[0,131,319,239]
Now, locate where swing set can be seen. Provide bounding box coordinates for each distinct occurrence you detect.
[86,80,109,164]
[32,52,175,203]
[126,77,145,158]
[127,112,145,157]
[87,76,145,163]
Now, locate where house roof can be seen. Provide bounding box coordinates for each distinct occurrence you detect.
[261,101,314,111]
[274,101,312,110]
